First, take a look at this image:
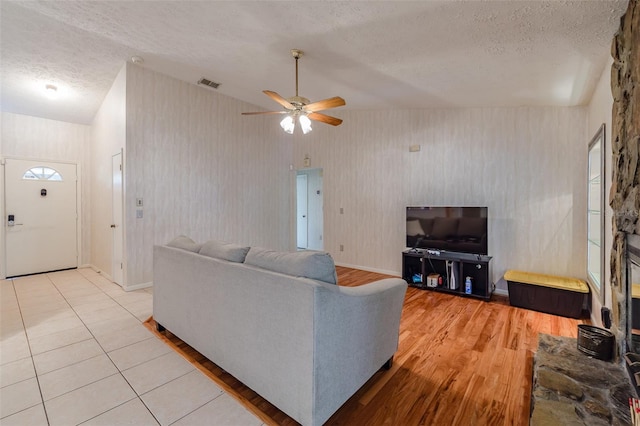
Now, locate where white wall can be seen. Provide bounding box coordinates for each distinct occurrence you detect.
[124,64,292,286]
[293,107,587,289]
[0,66,604,297]
[90,63,127,281]
[0,112,91,277]
[587,57,614,326]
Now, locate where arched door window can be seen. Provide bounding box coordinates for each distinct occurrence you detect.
[22,166,63,181]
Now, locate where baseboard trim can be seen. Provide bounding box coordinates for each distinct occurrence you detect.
[125,281,152,292]
[81,264,113,280]
[335,262,400,277]
[494,288,509,297]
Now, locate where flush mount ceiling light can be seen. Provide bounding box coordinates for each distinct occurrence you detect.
[45,84,58,99]
[131,56,144,64]
[243,49,345,135]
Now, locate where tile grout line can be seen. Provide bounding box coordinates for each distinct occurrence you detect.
[9,276,52,425]
[46,270,162,425]
[166,389,225,426]
[6,270,261,425]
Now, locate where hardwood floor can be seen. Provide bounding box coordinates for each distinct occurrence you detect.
[144,266,587,425]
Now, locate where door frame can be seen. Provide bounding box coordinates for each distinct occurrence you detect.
[2,156,82,279]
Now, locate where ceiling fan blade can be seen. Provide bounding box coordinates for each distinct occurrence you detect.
[303,96,345,112]
[263,90,294,109]
[307,112,343,126]
[241,111,288,115]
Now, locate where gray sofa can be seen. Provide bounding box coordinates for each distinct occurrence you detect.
[153,237,407,426]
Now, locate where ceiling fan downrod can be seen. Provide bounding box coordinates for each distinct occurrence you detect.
[292,49,302,98]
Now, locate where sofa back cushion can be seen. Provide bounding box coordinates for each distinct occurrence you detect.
[419,218,435,236]
[245,247,338,284]
[199,239,250,263]
[430,217,459,239]
[457,217,486,239]
[166,235,202,252]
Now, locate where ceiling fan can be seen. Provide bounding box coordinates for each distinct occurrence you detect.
[242,49,345,134]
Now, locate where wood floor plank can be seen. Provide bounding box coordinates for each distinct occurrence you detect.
[144,266,588,425]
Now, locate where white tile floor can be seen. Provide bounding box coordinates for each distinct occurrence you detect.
[0,268,263,426]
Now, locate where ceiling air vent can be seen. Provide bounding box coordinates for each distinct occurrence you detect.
[197,78,220,89]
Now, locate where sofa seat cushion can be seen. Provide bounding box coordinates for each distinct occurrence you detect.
[199,239,250,263]
[245,247,338,284]
[166,235,202,252]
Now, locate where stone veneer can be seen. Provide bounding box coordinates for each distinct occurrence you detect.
[610,0,639,356]
[531,334,634,425]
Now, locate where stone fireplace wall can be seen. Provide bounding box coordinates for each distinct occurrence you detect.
[610,0,639,354]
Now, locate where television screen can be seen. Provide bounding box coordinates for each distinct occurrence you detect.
[406,206,488,255]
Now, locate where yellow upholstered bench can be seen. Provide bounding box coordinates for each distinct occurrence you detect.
[504,270,589,319]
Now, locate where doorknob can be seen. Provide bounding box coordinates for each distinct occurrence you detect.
[110,224,116,228]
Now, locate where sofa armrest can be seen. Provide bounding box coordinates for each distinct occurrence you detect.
[311,278,407,424]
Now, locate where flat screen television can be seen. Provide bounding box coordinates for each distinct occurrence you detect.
[406,206,488,255]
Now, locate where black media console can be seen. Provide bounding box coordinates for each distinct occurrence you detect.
[402,249,493,301]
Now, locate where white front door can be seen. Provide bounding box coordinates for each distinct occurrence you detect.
[4,159,78,277]
[112,152,124,286]
[296,174,308,249]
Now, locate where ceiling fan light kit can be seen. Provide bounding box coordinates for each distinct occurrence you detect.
[242,49,345,134]
[280,115,295,134]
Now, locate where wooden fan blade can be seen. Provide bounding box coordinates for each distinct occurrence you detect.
[263,90,294,109]
[307,112,343,126]
[303,96,345,112]
[242,111,288,115]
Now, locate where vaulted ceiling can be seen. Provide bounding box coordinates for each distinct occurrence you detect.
[0,0,629,125]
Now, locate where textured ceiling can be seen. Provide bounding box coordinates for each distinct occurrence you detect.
[0,0,629,125]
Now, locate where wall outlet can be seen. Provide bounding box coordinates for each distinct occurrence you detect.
[340,244,344,252]
[340,207,344,214]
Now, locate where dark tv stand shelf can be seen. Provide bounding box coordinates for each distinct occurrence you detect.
[402,249,493,301]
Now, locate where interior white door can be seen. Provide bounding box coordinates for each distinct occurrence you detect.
[305,168,324,251]
[296,174,308,249]
[5,159,78,277]
[112,152,124,286]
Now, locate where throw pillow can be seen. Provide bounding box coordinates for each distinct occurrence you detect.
[244,247,338,284]
[457,217,486,239]
[199,239,250,263]
[166,235,202,253]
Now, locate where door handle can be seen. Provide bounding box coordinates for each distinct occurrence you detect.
[110,224,116,228]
